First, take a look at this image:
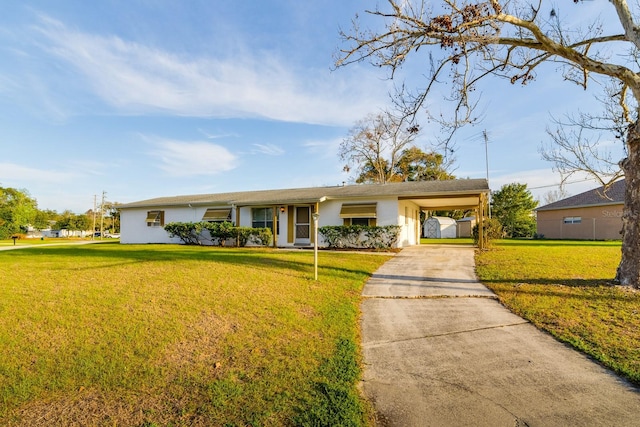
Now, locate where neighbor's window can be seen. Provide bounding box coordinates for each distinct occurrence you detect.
[563,216,582,224]
[146,210,164,227]
[252,207,278,230]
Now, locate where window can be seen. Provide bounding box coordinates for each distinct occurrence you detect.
[252,207,278,230]
[351,217,372,226]
[563,216,582,224]
[202,208,232,223]
[146,210,164,227]
[340,203,377,227]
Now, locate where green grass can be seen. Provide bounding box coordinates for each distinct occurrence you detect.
[0,238,117,247]
[0,238,90,246]
[0,243,390,426]
[420,238,474,245]
[476,239,640,384]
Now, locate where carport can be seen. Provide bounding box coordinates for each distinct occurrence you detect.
[396,181,490,249]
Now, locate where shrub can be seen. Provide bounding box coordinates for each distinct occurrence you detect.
[319,225,401,249]
[249,227,272,246]
[164,222,204,245]
[202,221,236,246]
[164,222,273,247]
[472,217,503,247]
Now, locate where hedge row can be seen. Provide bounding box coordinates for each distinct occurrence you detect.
[164,221,272,246]
[318,225,401,249]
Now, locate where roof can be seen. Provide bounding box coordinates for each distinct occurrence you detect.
[456,216,476,222]
[426,216,457,224]
[536,179,625,211]
[119,179,489,210]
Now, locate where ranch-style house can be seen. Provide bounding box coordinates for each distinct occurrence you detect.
[119,179,490,248]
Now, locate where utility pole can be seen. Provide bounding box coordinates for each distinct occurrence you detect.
[483,130,492,219]
[92,195,97,240]
[100,191,106,240]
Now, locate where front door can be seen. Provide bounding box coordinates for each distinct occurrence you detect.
[295,206,310,245]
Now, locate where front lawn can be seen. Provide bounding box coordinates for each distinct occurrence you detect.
[476,239,640,384]
[0,243,391,426]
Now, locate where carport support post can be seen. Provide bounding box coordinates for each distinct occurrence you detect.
[478,193,487,250]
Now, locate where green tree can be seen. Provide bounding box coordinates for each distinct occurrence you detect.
[395,147,455,182]
[55,210,90,232]
[491,183,538,238]
[336,1,640,286]
[106,202,121,233]
[340,110,420,184]
[0,187,38,238]
[33,209,59,230]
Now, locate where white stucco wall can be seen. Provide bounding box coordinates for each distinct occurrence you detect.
[317,197,406,247]
[121,197,417,247]
[398,200,421,247]
[121,206,235,244]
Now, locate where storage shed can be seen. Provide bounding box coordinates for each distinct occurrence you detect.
[423,216,457,238]
[456,216,476,238]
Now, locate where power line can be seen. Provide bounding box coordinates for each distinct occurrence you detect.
[528,178,594,190]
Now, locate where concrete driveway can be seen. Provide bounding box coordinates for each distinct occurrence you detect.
[360,244,640,426]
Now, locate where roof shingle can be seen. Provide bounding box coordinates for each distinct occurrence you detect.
[536,179,625,211]
[119,179,489,209]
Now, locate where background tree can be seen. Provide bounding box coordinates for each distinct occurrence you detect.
[33,209,59,230]
[395,147,456,181]
[55,210,91,232]
[337,0,640,288]
[106,203,121,233]
[491,183,538,238]
[542,187,569,206]
[340,110,420,184]
[0,186,38,239]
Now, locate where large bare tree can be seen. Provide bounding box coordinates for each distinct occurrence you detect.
[339,111,420,184]
[336,0,640,288]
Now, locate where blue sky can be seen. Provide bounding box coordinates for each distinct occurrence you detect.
[0,1,625,213]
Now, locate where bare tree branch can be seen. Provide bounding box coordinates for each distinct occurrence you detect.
[336,0,640,286]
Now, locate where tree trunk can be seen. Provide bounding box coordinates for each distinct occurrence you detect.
[616,120,640,289]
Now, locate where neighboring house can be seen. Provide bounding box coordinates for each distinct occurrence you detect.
[456,216,476,238]
[41,229,91,238]
[536,180,624,240]
[119,179,490,248]
[423,216,457,238]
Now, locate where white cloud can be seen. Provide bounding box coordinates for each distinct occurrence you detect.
[251,143,285,156]
[303,137,342,158]
[33,15,388,126]
[149,139,237,176]
[0,162,77,183]
[197,128,239,140]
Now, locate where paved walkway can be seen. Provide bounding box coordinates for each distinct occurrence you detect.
[360,244,640,426]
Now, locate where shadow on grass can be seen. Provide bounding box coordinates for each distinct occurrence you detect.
[483,278,616,287]
[494,239,622,248]
[0,243,378,278]
[481,279,639,302]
